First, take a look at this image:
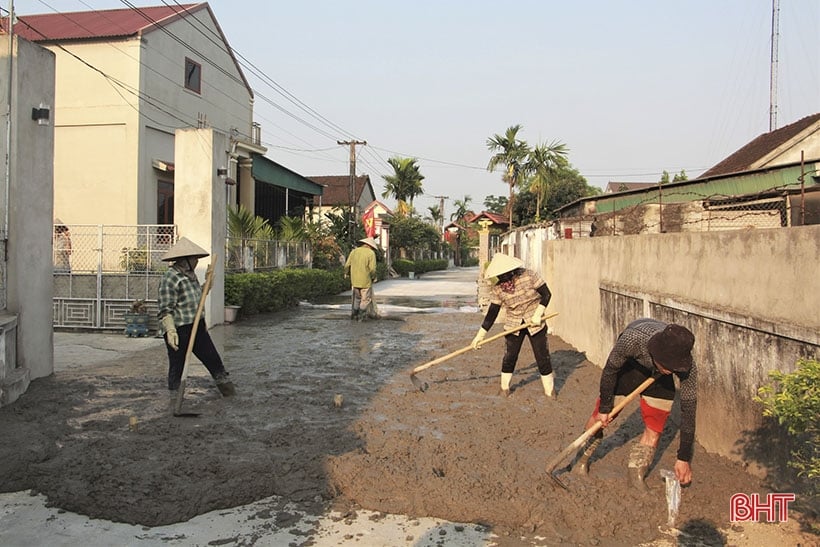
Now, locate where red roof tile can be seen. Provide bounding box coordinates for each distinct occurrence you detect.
[466,211,508,226]
[699,113,820,179]
[3,4,203,42]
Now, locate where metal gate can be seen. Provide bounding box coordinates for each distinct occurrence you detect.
[53,224,177,330]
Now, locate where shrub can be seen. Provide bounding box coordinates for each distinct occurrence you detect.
[225,268,347,314]
[755,358,819,482]
[391,258,448,277]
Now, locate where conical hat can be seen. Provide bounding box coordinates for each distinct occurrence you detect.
[161,237,209,261]
[359,237,379,250]
[485,253,524,278]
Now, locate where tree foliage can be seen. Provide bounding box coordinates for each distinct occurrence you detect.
[523,140,569,221]
[513,162,600,225]
[382,156,425,210]
[487,124,530,227]
[660,169,688,184]
[755,358,820,481]
[389,215,442,258]
[483,195,508,214]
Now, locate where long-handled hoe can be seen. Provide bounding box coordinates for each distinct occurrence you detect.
[409,312,558,392]
[545,374,657,490]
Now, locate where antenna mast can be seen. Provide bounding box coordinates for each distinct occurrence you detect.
[769,0,780,132]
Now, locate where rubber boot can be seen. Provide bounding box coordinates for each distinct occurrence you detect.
[499,372,512,397]
[215,373,236,397]
[627,442,655,491]
[350,309,359,320]
[168,390,178,415]
[540,372,556,400]
[573,431,602,475]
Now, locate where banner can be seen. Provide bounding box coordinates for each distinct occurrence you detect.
[362,208,376,238]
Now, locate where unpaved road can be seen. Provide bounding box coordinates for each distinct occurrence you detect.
[0,275,815,545]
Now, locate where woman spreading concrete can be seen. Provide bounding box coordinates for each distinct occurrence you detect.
[471,253,555,398]
[158,237,235,410]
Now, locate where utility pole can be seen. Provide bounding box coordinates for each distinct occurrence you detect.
[338,140,366,247]
[769,0,780,131]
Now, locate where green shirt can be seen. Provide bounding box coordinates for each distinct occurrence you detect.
[158,266,202,330]
[344,246,376,288]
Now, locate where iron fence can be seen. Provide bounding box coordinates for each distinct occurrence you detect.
[53,224,176,330]
[225,237,311,273]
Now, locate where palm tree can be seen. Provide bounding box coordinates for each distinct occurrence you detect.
[382,157,425,214]
[450,195,472,225]
[427,204,444,237]
[524,140,569,221]
[487,125,530,227]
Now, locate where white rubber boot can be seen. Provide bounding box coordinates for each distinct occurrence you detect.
[540,372,556,400]
[499,372,512,397]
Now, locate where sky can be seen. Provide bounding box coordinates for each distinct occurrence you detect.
[8,0,820,218]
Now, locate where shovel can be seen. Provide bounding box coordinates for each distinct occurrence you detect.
[173,259,216,417]
[545,374,657,489]
[409,312,558,392]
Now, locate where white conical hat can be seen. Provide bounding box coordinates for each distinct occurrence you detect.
[359,237,379,250]
[161,237,209,261]
[485,253,524,278]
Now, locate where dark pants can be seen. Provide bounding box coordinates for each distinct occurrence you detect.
[165,319,227,391]
[502,326,552,375]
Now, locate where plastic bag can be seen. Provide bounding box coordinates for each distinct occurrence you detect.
[660,469,681,526]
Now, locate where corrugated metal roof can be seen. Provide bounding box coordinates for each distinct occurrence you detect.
[253,156,324,196]
[3,4,203,42]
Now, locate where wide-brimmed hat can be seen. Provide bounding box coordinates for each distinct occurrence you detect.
[648,324,695,372]
[485,253,524,279]
[161,237,209,261]
[359,237,379,250]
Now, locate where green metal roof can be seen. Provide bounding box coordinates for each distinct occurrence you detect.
[252,155,323,196]
[591,162,818,214]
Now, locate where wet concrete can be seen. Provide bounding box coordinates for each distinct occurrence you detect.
[0,266,814,546]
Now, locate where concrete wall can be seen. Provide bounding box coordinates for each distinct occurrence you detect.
[528,226,820,471]
[174,128,228,326]
[0,36,56,404]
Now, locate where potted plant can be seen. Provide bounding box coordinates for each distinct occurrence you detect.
[124,299,150,337]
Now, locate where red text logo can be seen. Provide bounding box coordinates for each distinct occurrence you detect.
[730,493,795,522]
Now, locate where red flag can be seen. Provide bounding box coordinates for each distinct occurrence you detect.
[362,208,376,238]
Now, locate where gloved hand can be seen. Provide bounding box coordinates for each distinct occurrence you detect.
[471,328,488,349]
[531,304,546,326]
[160,315,179,351]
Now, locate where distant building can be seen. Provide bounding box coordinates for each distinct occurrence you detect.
[308,175,376,224]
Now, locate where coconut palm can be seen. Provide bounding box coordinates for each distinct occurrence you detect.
[382,157,425,213]
[524,140,569,221]
[450,195,473,225]
[487,124,530,227]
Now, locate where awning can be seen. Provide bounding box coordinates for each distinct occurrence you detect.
[252,155,323,196]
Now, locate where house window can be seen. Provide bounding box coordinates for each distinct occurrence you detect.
[184,58,201,94]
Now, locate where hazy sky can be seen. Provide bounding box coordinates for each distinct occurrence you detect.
[9,1,820,216]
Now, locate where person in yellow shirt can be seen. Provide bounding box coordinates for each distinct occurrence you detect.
[344,237,378,321]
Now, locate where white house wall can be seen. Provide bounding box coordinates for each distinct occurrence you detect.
[49,7,253,227]
[49,39,141,225]
[2,36,56,392]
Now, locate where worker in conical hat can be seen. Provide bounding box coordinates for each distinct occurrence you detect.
[344,237,379,321]
[158,237,235,412]
[471,253,555,399]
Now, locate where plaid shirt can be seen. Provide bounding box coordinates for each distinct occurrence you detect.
[600,318,698,461]
[157,266,202,330]
[490,269,548,335]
